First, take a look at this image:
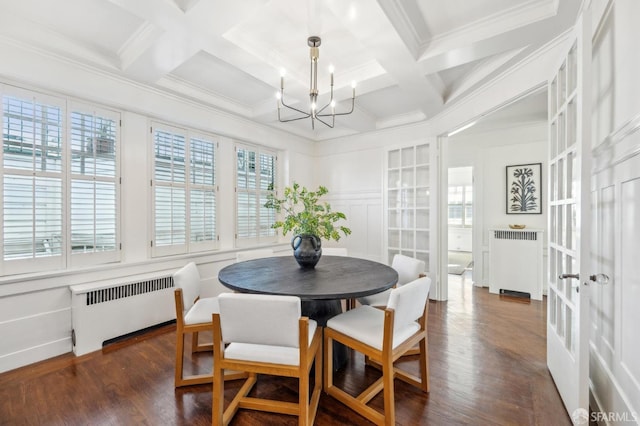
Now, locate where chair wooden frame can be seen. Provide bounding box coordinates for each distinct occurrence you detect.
[212,314,323,426]
[323,301,430,426]
[173,289,245,387]
[174,288,214,387]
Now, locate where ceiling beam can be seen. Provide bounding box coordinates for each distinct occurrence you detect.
[325,1,444,119]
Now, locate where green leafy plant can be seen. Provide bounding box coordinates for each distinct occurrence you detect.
[264,182,351,241]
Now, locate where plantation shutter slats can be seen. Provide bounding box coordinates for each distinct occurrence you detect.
[2,94,63,264]
[2,88,121,274]
[152,124,217,255]
[189,137,216,244]
[70,110,118,255]
[236,146,276,243]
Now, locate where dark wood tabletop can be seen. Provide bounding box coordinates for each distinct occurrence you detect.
[218,255,398,301]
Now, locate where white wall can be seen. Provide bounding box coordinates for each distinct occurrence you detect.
[312,147,384,259]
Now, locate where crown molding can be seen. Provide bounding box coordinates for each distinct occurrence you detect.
[418,0,558,61]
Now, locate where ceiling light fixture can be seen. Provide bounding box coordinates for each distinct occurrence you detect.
[277,36,355,129]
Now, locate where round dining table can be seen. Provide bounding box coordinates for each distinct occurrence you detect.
[218,255,398,369]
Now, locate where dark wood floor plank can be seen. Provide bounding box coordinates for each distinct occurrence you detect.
[0,275,571,425]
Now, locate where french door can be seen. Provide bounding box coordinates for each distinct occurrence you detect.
[546,9,592,421]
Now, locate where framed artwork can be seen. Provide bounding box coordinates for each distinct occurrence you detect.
[506,163,542,214]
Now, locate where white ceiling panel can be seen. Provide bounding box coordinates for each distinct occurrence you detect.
[170,51,276,107]
[0,0,143,55]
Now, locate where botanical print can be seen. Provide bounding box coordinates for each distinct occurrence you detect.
[506,163,542,214]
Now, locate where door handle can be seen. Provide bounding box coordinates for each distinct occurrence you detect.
[589,273,609,285]
[558,273,609,285]
[558,273,579,280]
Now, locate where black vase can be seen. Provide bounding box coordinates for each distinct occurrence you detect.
[291,234,322,268]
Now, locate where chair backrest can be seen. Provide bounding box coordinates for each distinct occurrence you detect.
[392,254,426,286]
[173,262,201,312]
[387,276,431,334]
[236,248,274,262]
[217,293,302,348]
[322,247,348,256]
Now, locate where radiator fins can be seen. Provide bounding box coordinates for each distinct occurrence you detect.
[85,276,174,306]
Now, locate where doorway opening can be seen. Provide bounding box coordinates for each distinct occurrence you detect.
[447,166,473,286]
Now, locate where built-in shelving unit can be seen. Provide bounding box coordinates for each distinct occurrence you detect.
[386,144,430,269]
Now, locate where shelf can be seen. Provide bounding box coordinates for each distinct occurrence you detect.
[386,142,432,273]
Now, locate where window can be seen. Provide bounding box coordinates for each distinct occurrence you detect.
[235,144,276,245]
[1,86,120,275]
[448,185,472,227]
[69,104,120,266]
[151,123,217,256]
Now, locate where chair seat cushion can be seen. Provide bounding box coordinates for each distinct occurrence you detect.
[224,320,318,366]
[184,297,219,325]
[357,289,392,306]
[326,306,419,350]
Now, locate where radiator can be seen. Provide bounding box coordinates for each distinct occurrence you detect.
[489,228,543,300]
[70,273,175,356]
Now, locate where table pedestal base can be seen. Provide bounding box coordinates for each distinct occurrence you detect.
[302,299,347,371]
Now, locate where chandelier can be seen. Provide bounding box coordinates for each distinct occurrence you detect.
[277,36,356,129]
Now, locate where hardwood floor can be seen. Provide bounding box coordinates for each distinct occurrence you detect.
[0,274,571,425]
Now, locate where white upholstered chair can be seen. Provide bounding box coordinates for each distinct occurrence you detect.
[322,247,348,256]
[212,293,322,426]
[172,262,242,387]
[323,276,431,426]
[357,254,425,307]
[235,248,274,262]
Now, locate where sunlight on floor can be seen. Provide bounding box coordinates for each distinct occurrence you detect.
[448,270,474,313]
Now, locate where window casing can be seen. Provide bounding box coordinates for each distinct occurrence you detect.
[1,85,120,275]
[235,144,277,246]
[151,122,218,257]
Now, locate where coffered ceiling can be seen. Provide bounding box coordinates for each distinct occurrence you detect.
[0,0,580,140]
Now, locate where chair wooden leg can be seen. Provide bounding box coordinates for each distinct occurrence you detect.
[323,333,334,391]
[310,344,322,424]
[191,331,213,353]
[212,359,224,426]
[175,330,185,387]
[420,335,430,392]
[299,362,309,426]
[191,331,199,353]
[382,355,395,426]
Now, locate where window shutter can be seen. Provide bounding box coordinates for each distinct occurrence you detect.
[151,124,217,256]
[189,136,217,247]
[235,145,277,245]
[2,93,64,272]
[153,127,187,253]
[69,110,118,260]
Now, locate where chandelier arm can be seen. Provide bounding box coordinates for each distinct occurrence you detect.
[316,98,355,118]
[278,108,312,123]
[315,101,332,115]
[279,98,312,117]
[279,115,313,123]
[314,114,335,128]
